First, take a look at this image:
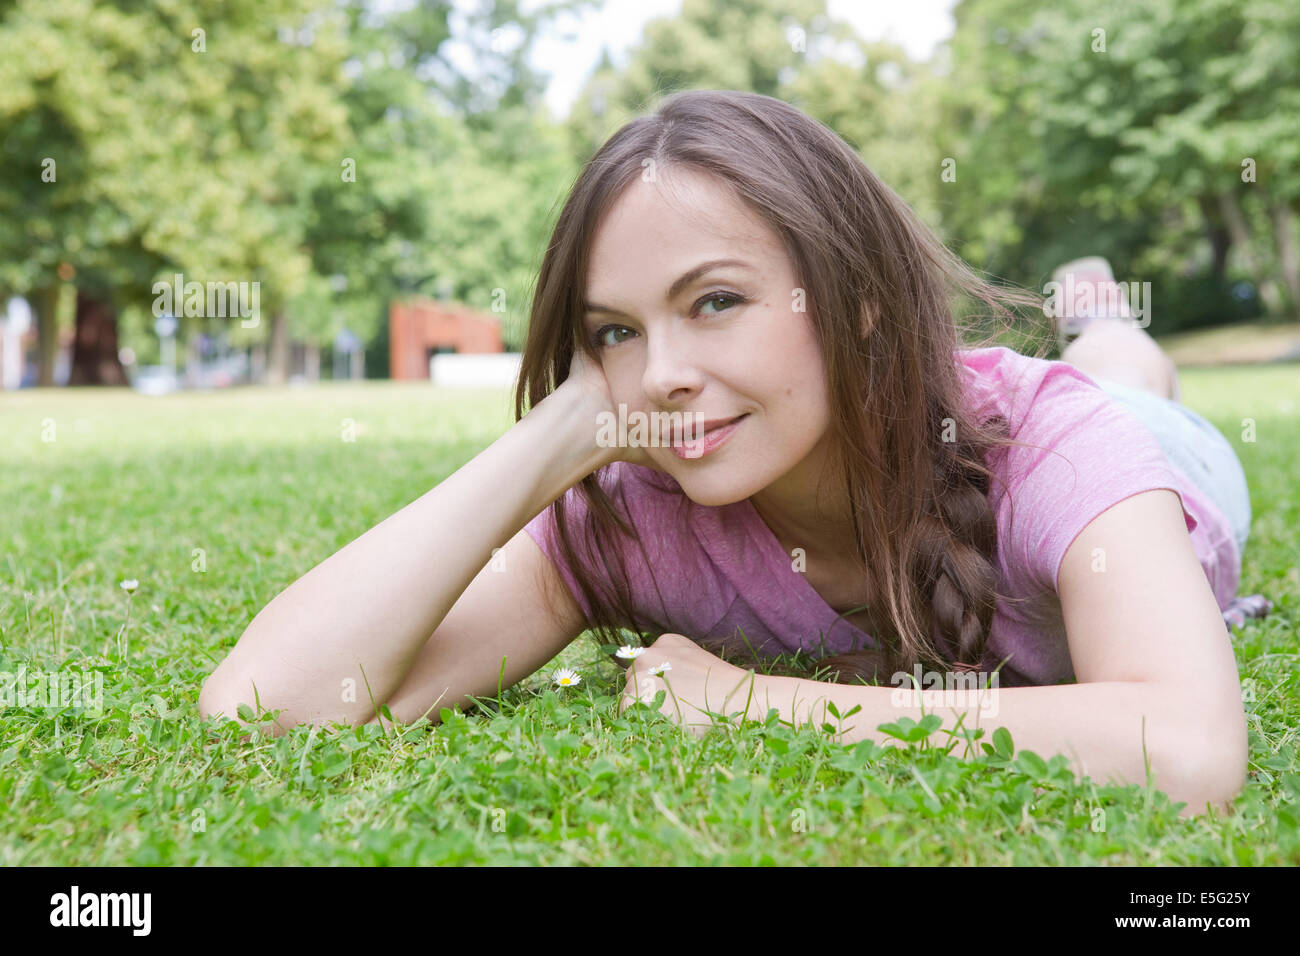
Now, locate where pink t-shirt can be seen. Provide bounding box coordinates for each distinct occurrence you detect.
[523,346,1242,687]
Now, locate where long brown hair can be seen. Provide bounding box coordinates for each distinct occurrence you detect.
[514,88,1057,686]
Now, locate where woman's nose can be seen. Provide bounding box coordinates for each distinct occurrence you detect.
[639,325,706,403]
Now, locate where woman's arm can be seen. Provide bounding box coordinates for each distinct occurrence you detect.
[623,640,1238,816]
[199,373,616,733]
[750,676,1234,815]
[637,490,1249,817]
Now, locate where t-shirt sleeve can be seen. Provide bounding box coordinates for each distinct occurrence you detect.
[522,462,699,636]
[522,479,599,623]
[999,362,1198,595]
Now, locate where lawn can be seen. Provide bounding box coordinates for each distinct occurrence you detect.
[1,365,1297,865]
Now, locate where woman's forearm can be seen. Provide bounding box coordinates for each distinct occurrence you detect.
[199,386,609,731]
[749,674,1247,814]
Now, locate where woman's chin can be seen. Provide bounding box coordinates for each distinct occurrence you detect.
[667,470,765,508]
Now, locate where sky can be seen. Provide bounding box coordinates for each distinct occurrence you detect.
[445,0,960,121]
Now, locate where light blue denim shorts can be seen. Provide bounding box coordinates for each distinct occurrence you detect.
[1094,378,1252,555]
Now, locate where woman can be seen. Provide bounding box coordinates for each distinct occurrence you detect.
[200,90,1261,817]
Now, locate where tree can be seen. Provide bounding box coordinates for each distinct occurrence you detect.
[0,0,352,384]
[936,0,1300,327]
[296,0,585,357]
[564,0,852,165]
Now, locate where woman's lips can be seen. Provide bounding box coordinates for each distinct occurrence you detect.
[669,414,748,459]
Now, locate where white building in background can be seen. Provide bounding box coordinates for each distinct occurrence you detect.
[429,351,522,387]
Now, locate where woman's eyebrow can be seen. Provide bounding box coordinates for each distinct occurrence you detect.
[583,258,754,315]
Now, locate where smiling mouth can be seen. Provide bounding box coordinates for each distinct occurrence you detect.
[668,414,748,445]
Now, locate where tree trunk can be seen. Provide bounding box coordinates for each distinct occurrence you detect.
[36,284,59,387]
[1270,200,1300,321]
[66,288,128,386]
[267,310,289,385]
[1197,194,1231,282]
[1218,190,1285,314]
[304,342,320,381]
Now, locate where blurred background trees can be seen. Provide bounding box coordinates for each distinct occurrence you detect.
[1,0,1295,386]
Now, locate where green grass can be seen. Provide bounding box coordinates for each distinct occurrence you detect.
[2,367,1297,865]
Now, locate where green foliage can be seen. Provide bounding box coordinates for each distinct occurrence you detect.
[0,0,349,313]
[0,0,583,358]
[936,0,1300,327]
[2,0,1296,363]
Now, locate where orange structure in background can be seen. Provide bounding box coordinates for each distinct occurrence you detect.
[389,299,505,380]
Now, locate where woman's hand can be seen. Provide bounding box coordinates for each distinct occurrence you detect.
[553,343,657,470]
[617,633,762,736]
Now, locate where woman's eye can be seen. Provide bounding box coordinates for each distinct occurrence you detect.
[592,325,633,349]
[589,293,745,350]
[696,292,744,316]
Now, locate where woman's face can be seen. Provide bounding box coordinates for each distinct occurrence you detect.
[580,168,837,508]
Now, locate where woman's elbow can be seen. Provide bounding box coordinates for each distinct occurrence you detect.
[1162,713,1249,817]
[197,668,300,738]
[197,673,247,725]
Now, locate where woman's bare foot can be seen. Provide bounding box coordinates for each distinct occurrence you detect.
[1051,256,1181,402]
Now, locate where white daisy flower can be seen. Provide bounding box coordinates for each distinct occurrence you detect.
[552,667,581,687]
[648,661,671,676]
[615,645,646,660]
[120,579,139,595]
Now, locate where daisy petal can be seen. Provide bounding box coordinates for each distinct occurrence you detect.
[552,667,581,687]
